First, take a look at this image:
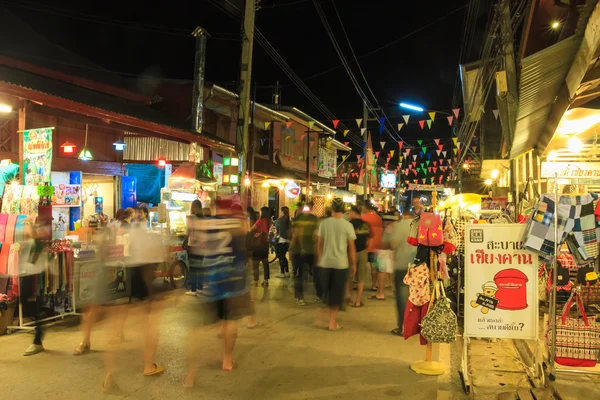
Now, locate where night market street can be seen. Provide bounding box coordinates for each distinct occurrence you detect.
[0,267,455,400]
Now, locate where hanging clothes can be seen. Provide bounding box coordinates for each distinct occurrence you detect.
[403,300,429,345]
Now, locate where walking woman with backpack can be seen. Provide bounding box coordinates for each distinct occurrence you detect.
[249,207,271,287]
[274,206,292,278]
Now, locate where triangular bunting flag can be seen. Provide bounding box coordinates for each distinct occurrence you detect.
[433,167,437,173]
[264,121,272,129]
[428,112,436,121]
[426,120,432,129]
[398,123,404,131]
[406,148,411,155]
[418,120,425,129]
[452,108,460,118]
[438,145,443,151]
[434,139,440,145]
[375,151,380,158]
[343,130,349,137]
[379,125,384,134]
[453,148,457,155]
[492,109,499,120]
[356,155,362,161]
[433,161,437,166]
[471,146,477,152]
[300,134,306,140]
[403,115,410,124]
[361,128,366,136]
[309,141,315,148]
[390,150,395,157]
[456,142,461,149]
[426,161,430,166]
[356,118,363,127]
[308,121,315,129]
[413,155,417,161]
[421,146,427,154]
[378,117,385,125]
[285,121,293,128]
[428,167,432,173]
[422,179,426,184]
[452,137,458,146]
[344,142,350,146]
[342,155,348,161]
[447,116,454,126]
[436,150,441,156]
[332,120,340,129]
[293,140,297,144]
[417,140,423,146]
[443,151,447,157]
[412,162,417,167]
[286,135,291,140]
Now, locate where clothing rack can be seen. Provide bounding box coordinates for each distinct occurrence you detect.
[548,172,600,379]
[6,240,79,333]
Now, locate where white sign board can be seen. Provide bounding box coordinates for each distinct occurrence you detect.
[541,162,600,179]
[284,182,300,198]
[465,224,538,340]
[408,183,445,191]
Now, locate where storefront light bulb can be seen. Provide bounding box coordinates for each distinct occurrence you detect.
[224,157,231,166]
[262,181,270,188]
[230,174,239,184]
[326,193,333,199]
[0,159,11,167]
[244,177,251,186]
[491,169,499,179]
[551,21,560,30]
[547,150,558,161]
[567,137,583,153]
[157,157,167,167]
[0,104,12,113]
[485,179,493,186]
[231,158,239,167]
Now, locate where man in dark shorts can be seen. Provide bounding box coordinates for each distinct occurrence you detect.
[184,199,250,387]
[348,206,370,307]
[317,198,356,331]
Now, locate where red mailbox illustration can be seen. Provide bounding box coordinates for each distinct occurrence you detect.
[493,268,529,310]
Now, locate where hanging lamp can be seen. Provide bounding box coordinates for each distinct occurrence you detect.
[113,140,126,151]
[78,124,93,160]
[60,141,76,154]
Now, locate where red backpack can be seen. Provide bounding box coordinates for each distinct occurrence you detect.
[418,212,443,246]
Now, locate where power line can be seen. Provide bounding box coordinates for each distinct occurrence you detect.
[3,0,239,40]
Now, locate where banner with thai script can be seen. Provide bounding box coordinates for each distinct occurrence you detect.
[541,162,600,179]
[23,127,53,185]
[407,183,445,191]
[464,224,538,340]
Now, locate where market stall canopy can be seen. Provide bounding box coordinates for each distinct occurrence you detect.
[442,193,482,208]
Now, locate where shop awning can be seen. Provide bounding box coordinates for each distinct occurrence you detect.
[0,65,234,151]
[509,36,579,158]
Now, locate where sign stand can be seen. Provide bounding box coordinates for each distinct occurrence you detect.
[460,224,541,393]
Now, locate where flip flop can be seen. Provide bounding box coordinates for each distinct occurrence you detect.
[328,325,343,331]
[247,322,262,329]
[143,363,165,376]
[73,343,91,356]
[391,328,403,336]
[370,295,385,301]
[352,302,364,308]
[222,361,235,372]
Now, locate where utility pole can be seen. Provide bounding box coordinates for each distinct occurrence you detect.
[498,0,518,154]
[362,102,369,205]
[236,0,256,207]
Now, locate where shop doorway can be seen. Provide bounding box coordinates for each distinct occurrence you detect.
[82,174,116,222]
[268,186,279,220]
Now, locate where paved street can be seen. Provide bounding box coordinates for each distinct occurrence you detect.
[0,265,452,400]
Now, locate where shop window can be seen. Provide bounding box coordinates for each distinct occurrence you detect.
[257,128,270,156]
[281,127,294,156]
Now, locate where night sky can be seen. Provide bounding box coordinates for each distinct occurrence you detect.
[3,0,488,151]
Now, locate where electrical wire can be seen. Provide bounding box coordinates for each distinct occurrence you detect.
[303,2,469,83]
[3,0,239,40]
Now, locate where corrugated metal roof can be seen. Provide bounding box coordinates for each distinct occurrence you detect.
[510,36,579,157]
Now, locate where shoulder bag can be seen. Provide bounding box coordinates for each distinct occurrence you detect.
[421,279,458,343]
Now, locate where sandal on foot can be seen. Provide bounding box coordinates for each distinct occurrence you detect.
[352,302,364,308]
[370,295,385,300]
[222,361,235,372]
[73,343,90,356]
[391,328,403,336]
[143,363,165,376]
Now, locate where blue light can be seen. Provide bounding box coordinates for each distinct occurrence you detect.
[113,140,126,151]
[399,102,424,112]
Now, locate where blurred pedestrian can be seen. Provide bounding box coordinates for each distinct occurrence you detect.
[363,203,384,299]
[185,200,204,296]
[348,206,370,308]
[274,206,292,278]
[183,198,251,387]
[293,202,320,304]
[316,198,356,331]
[249,207,271,287]
[383,212,417,336]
